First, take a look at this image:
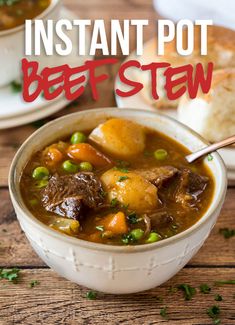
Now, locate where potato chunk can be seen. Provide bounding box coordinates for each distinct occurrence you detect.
[101,169,158,213]
[89,118,146,158]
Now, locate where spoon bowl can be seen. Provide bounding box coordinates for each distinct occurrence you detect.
[185,135,235,163]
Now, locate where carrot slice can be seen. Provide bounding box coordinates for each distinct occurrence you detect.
[43,147,64,167]
[67,143,112,167]
[48,148,63,163]
[103,212,128,235]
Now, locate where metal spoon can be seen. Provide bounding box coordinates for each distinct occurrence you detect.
[185,135,235,163]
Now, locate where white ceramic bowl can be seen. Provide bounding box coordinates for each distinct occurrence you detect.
[0,0,61,87]
[9,108,227,294]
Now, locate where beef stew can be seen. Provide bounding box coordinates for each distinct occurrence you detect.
[20,118,214,245]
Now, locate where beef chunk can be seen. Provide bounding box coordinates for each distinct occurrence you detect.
[41,172,105,220]
[175,168,209,208]
[134,166,178,187]
[148,211,175,229]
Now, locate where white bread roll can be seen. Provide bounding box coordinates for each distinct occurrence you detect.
[139,25,235,109]
[178,69,235,142]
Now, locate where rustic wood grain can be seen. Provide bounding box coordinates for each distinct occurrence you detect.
[0,268,234,325]
[0,188,234,267]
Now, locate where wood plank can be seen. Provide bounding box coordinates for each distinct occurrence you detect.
[0,188,234,267]
[0,268,234,324]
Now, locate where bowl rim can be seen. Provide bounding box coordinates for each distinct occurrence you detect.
[8,107,227,253]
[0,0,61,37]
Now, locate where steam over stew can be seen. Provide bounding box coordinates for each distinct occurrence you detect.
[20,118,214,245]
[0,0,51,31]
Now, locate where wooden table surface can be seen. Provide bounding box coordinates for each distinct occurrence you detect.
[0,1,235,324]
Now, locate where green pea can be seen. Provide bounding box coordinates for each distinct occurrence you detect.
[130,228,144,240]
[70,131,87,144]
[32,166,49,180]
[154,149,168,161]
[62,160,79,173]
[146,232,161,243]
[79,161,93,172]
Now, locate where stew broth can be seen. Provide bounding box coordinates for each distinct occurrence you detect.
[0,0,51,31]
[20,118,214,245]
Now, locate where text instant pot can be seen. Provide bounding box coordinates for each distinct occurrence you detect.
[22,19,214,102]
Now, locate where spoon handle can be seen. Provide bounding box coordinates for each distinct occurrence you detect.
[185,135,235,163]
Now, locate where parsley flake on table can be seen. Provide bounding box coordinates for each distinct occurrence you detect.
[214,280,235,285]
[207,305,220,324]
[86,291,97,300]
[219,228,235,239]
[178,284,196,300]
[200,283,211,294]
[160,306,168,319]
[30,280,40,288]
[214,294,223,301]
[0,268,20,283]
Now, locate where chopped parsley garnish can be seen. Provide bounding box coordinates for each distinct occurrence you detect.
[0,268,20,283]
[30,280,40,288]
[178,284,196,300]
[214,294,223,301]
[127,212,138,224]
[219,228,235,239]
[96,225,104,232]
[118,176,129,182]
[207,154,213,161]
[160,306,168,319]
[215,280,235,285]
[207,305,220,324]
[10,80,22,93]
[86,290,97,300]
[110,198,119,208]
[122,233,134,245]
[200,283,211,294]
[113,166,129,173]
